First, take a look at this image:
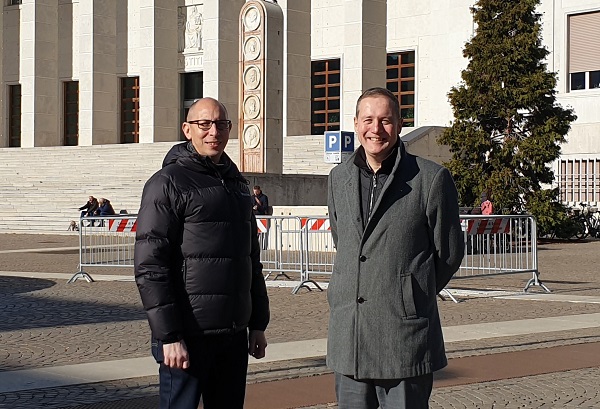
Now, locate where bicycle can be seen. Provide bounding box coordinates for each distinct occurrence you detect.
[577,202,600,238]
[551,205,586,240]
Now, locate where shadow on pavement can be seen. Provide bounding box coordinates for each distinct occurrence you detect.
[0,275,146,332]
[0,275,56,294]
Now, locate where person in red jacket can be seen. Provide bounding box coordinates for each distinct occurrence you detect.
[481,193,493,215]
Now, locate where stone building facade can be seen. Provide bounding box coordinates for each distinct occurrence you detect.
[0,0,599,202]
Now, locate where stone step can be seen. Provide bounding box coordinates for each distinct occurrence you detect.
[0,136,334,231]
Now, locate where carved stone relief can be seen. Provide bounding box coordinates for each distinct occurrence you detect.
[239,1,273,173]
[178,5,203,52]
[243,124,261,149]
[243,95,261,119]
[178,7,186,52]
[243,65,261,90]
[243,6,261,32]
[243,36,261,61]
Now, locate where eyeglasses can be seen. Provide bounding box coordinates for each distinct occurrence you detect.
[187,119,232,131]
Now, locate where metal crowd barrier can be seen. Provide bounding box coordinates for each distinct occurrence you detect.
[298,217,335,293]
[258,216,305,282]
[268,214,547,298]
[440,214,548,302]
[69,214,547,302]
[256,216,336,293]
[68,215,137,283]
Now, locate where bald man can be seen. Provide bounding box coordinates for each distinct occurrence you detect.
[134,98,270,409]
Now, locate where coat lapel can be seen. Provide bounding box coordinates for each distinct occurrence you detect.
[342,158,364,237]
[363,143,405,236]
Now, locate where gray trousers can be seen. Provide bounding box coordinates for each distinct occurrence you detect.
[335,372,433,409]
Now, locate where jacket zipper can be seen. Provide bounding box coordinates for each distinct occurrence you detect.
[367,173,377,222]
[220,177,230,194]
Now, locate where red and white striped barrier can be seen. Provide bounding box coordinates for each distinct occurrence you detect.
[256,218,269,233]
[108,218,137,233]
[466,218,510,235]
[301,218,331,231]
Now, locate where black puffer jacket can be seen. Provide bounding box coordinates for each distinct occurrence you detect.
[134,142,269,343]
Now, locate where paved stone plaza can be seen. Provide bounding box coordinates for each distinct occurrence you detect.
[1,234,600,408]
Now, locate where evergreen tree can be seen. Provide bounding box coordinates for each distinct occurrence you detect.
[438,0,576,224]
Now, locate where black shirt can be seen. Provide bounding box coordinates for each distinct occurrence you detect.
[353,142,399,228]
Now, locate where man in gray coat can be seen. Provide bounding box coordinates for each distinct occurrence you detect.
[327,87,464,408]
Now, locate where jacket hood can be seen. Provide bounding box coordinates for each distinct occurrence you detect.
[162,141,245,181]
[162,142,190,167]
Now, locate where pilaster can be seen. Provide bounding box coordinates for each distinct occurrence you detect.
[279,0,311,137]
[0,6,4,146]
[202,0,245,138]
[342,0,387,129]
[78,0,118,145]
[138,0,179,143]
[20,0,60,147]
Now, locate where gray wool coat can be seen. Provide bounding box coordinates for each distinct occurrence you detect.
[326,143,464,380]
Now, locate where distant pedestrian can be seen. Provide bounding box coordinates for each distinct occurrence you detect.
[252,186,270,249]
[251,186,269,215]
[93,198,115,227]
[481,193,493,215]
[78,196,99,219]
[95,198,116,216]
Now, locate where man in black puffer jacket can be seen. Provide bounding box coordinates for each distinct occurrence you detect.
[134,97,269,409]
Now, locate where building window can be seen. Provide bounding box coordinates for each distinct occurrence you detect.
[64,81,79,146]
[557,158,600,204]
[386,51,415,127]
[8,0,22,5]
[9,85,21,148]
[591,71,600,89]
[121,77,139,143]
[181,72,203,140]
[311,59,340,135]
[568,12,600,91]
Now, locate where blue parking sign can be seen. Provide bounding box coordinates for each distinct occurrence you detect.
[324,131,354,163]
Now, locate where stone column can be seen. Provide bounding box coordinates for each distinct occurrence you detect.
[202,0,245,138]
[138,0,179,143]
[239,0,284,174]
[0,7,4,147]
[20,0,60,147]
[2,4,21,147]
[279,0,311,137]
[342,0,387,129]
[78,0,118,146]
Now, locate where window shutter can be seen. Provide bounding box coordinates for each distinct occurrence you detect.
[569,11,600,73]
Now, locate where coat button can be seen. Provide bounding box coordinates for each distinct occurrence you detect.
[357,297,365,304]
[359,255,367,262]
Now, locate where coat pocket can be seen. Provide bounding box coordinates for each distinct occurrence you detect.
[400,272,418,319]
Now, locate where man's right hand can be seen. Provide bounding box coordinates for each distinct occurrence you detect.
[162,340,190,369]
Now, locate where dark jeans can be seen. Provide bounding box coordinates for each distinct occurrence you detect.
[335,372,433,409]
[152,330,249,409]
